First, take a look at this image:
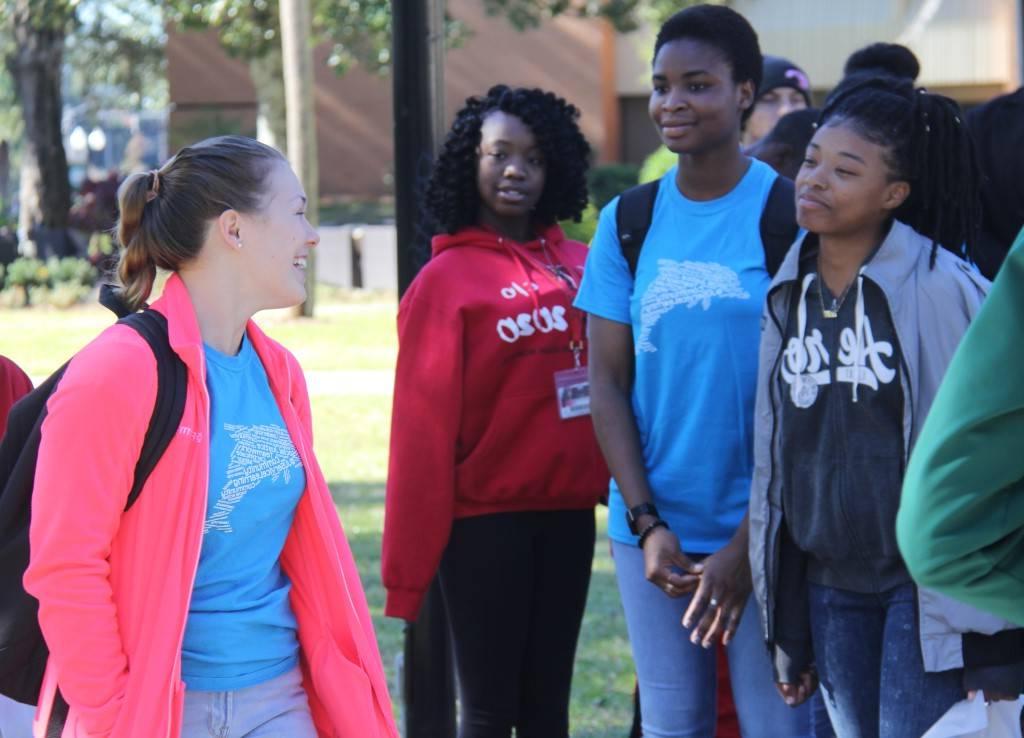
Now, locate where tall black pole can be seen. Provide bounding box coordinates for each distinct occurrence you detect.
[391,2,455,738]
[393,0,445,295]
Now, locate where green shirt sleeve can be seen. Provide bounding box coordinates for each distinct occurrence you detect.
[898,227,1024,626]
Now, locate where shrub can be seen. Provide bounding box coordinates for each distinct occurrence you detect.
[560,203,599,245]
[2,255,97,308]
[44,281,93,309]
[588,164,641,209]
[639,145,676,184]
[46,256,97,287]
[5,257,47,288]
[0,286,26,308]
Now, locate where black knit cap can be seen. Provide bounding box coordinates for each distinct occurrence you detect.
[760,55,811,105]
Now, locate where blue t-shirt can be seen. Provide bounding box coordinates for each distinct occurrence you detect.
[181,334,306,691]
[574,160,777,552]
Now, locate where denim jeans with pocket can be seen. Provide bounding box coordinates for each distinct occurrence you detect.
[809,581,964,738]
[180,665,316,738]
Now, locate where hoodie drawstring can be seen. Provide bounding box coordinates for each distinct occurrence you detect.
[851,270,865,403]
[500,236,543,314]
[797,272,815,344]
[812,268,866,403]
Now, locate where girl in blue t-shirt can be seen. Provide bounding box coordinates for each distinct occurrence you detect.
[575,5,819,737]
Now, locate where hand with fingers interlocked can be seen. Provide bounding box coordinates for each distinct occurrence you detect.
[681,517,753,648]
[642,525,704,599]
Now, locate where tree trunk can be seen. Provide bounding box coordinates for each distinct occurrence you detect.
[279,0,318,317]
[249,46,288,152]
[6,0,72,258]
[0,140,10,213]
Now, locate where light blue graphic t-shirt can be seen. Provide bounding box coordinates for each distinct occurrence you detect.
[574,160,778,552]
[181,334,306,690]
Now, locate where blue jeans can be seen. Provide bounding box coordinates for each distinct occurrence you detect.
[0,695,34,738]
[809,582,964,738]
[614,541,818,738]
[181,666,316,738]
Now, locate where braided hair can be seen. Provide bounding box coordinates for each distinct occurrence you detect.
[818,76,980,266]
[424,84,591,236]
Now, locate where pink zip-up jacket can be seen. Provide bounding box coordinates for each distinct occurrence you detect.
[24,274,398,738]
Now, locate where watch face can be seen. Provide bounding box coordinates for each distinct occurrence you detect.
[626,503,656,534]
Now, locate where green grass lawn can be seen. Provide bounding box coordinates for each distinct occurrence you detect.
[0,289,635,737]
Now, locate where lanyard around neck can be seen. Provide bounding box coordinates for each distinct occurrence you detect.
[500,236,586,362]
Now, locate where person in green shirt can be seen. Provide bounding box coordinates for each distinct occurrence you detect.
[898,226,1024,630]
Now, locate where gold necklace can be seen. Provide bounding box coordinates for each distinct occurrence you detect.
[816,262,854,319]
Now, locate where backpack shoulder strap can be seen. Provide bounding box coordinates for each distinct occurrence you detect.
[117,310,187,511]
[760,175,799,278]
[615,180,660,278]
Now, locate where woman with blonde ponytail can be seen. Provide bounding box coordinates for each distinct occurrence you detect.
[23,136,398,738]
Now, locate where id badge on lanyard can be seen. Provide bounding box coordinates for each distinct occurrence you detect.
[554,339,590,419]
[509,239,591,419]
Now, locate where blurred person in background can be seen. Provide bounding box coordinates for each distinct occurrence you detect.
[964,87,1024,279]
[742,55,812,148]
[747,108,820,181]
[0,355,33,738]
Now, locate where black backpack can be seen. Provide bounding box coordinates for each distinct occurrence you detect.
[615,174,798,278]
[0,286,187,723]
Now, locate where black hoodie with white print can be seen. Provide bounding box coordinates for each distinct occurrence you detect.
[778,238,908,595]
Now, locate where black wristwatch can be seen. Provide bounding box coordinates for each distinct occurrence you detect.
[626,502,661,534]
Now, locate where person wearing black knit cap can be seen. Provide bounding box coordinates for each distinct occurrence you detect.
[742,55,812,147]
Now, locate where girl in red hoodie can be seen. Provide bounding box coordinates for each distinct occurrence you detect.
[382,85,608,738]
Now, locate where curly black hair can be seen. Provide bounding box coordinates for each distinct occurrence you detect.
[653,4,762,121]
[819,76,980,266]
[423,84,591,235]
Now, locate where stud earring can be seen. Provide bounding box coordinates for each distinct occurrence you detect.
[236,239,243,249]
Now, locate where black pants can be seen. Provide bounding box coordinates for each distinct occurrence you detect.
[438,508,596,738]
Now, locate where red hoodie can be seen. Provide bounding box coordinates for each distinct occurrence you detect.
[382,224,608,620]
[0,354,32,438]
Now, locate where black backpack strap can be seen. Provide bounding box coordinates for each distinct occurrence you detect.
[45,690,69,738]
[98,282,137,319]
[117,310,187,511]
[615,180,660,278]
[760,175,799,278]
[25,309,185,737]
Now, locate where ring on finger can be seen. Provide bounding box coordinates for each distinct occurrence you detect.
[709,597,720,608]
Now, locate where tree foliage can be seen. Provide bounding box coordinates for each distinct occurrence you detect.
[164,0,694,75]
[165,0,465,75]
[481,0,709,32]
[64,2,167,111]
